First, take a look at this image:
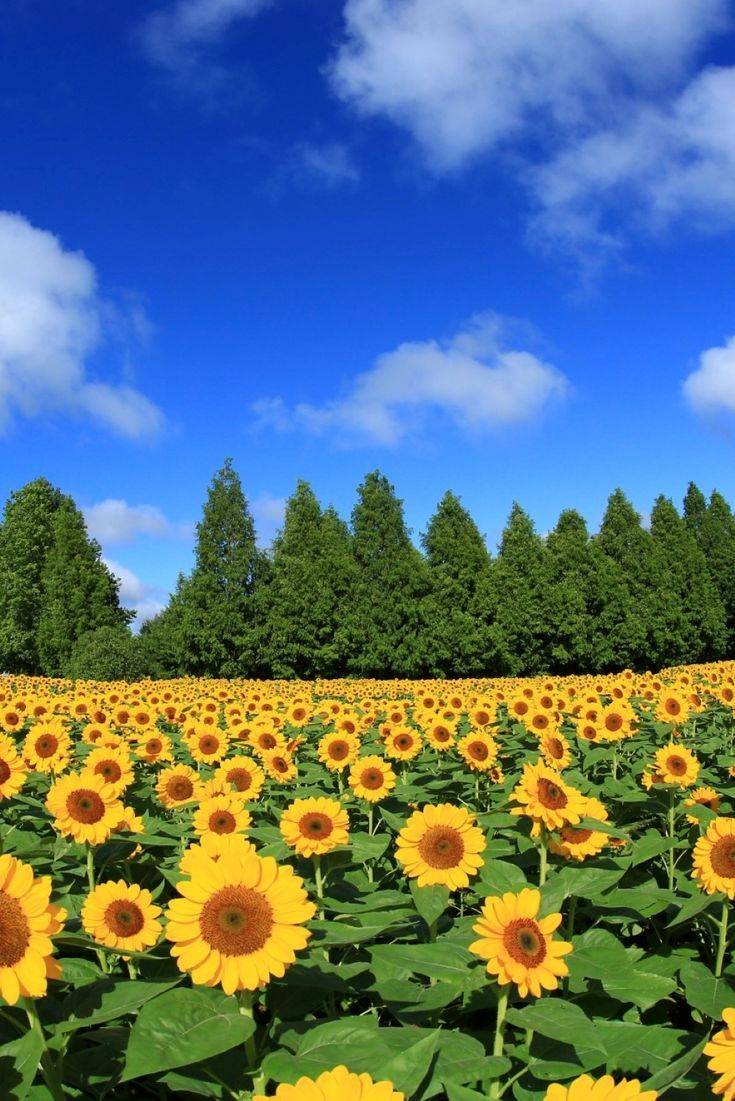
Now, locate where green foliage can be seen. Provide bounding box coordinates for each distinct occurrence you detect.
[65,626,145,682]
[540,509,594,673]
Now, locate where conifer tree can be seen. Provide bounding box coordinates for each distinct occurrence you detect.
[36,499,131,676]
[540,509,593,673]
[481,504,546,675]
[591,489,652,669]
[422,491,490,676]
[699,492,735,650]
[683,482,708,541]
[315,506,358,677]
[648,496,726,665]
[347,471,429,676]
[0,477,66,673]
[177,459,260,677]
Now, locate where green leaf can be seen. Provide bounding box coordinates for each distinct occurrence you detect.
[369,942,479,985]
[409,882,450,930]
[505,1001,606,1069]
[380,1028,441,1096]
[644,1037,709,1093]
[0,1029,44,1101]
[54,978,181,1034]
[476,858,528,896]
[120,987,256,1082]
[680,961,735,1020]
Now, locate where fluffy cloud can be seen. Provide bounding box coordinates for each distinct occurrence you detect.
[104,559,168,627]
[0,212,163,439]
[330,0,725,170]
[84,499,192,544]
[683,335,735,417]
[255,313,568,445]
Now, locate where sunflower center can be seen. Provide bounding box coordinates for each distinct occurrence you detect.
[200,886,274,956]
[605,715,622,731]
[168,777,194,801]
[105,899,145,938]
[434,727,451,742]
[395,735,412,750]
[35,734,58,758]
[210,810,237,834]
[0,891,30,967]
[710,837,735,878]
[361,768,384,790]
[260,734,277,750]
[560,826,593,844]
[475,711,490,726]
[665,700,681,715]
[418,826,465,869]
[227,768,251,792]
[272,757,289,774]
[67,789,106,823]
[146,739,162,754]
[546,738,564,760]
[469,742,489,761]
[299,812,333,839]
[666,755,687,776]
[538,778,567,810]
[96,761,122,783]
[0,759,11,784]
[503,918,547,967]
[199,737,218,754]
[329,741,349,760]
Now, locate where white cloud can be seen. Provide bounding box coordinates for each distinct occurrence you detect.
[330,0,725,171]
[252,492,287,545]
[104,559,168,628]
[0,212,163,439]
[254,313,568,445]
[140,0,273,89]
[683,334,735,417]
[84,499,192,544]
[289,142,360,187]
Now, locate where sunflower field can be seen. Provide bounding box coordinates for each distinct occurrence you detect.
[2,666,735,1101]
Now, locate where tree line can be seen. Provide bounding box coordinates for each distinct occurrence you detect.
[1,461,734,680]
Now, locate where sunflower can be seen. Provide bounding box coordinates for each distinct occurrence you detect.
[215,756,265,799]
[179,832,257,876]
[193,794,252,840]
[318,730,360,772]
[425,720,457,752]
[348,755,396,803]
[396,804,485,889]
[458,731,498,772]
[280,796,349,857]
[166,847,315,994]
[249,725,286,758]
[156,765,201,808]
[135,731,173,765]
[549,796,609,862]
[263,750,298,783]
[0,854,66,1005]
[46,771,124,845]
[540,731,572,771]
[186,724,230,766]
[253,1066,404,1101]
[384,727,422,761]
[82,745,134,796]
[470,887,572,997]
[543,1075,658,1101]
[23,722,72,773]
[705,1009,735,1101]
[0,734,26,801]
[654,743,700,788]
[685,786,721,824]
[510,760,586,831]
[82,880,162,952]
[693,817,735,897]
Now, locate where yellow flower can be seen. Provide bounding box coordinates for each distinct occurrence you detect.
[82,880,162,952]
[0,853,66,1005]
[318,730,360,772]
[156,765,201,808]
[46,771,123,845]
[693,817,735,897]
[383,727,422,761]
[253,1066,404,1101]
[23,722,72,773]
[186,724,230,765]
[425,720,456,752]
[457,731,498,772]
[193,794,252,841]
[685,786,721,824]
[539,730,572,771]
[214,756,265,799]
[396,803,485,889]
[544,1075,657,1101]
[705,1008,735,1101]
[166,847,315,994]
[280,796,349,857]
[81,745,134,796]
[549,796,609,862]
[0,734,26,801]
[263,750,298,783]
[511,760,586,831]
[179,832,257,876]
[470,887,572,997]
[348,755,396,803]
[135,731,173,765]
[654,743,700,788]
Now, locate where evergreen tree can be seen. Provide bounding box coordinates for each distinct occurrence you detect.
[0,478,66,673]
[699,492,735,650]
[36,499,131,676]
[315,506,358,676]
[540,509,593,673]
[422,491,490,676]
[347,471,429,677]
[177,459,260,677]
[480,504,546,675]
[647,496,726,665]
[138,581,187,678]
[683,482,708,541]
[590,489,653,669]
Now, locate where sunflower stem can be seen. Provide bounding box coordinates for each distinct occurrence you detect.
[715,898,730,978]
[85,847,108,974]
[538,834,548,887]
[489,986,510,1100]
[667,791,676,893]
[238,990,261,1088]
[22,999,65,1101]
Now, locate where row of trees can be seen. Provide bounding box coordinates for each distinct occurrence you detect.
[2,462,734,680]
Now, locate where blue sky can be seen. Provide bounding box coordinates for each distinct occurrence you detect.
[2,0,735,622]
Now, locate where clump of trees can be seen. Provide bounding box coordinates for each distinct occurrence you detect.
[2,461,734,680]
